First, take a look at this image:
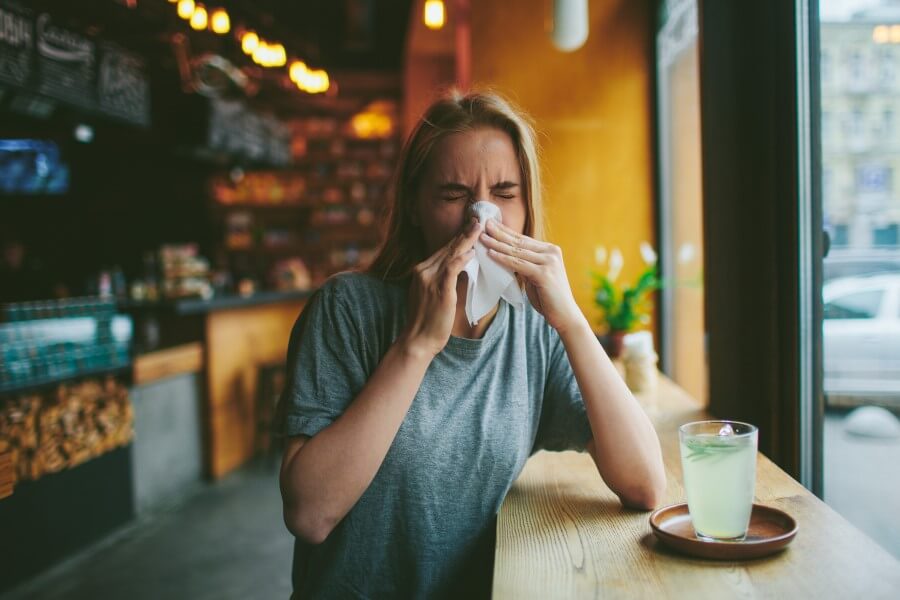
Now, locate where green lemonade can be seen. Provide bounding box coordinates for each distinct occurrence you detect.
[680,433,757,540]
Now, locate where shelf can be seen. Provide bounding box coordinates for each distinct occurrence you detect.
[123,290,315,316]
[212,201,379,211]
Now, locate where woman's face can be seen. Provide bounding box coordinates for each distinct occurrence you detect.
[415,127,527,254]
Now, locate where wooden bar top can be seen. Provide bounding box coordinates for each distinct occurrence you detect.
[493,375,900,598]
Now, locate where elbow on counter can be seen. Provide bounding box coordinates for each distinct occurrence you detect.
[618,472,667,511]
[283,504,337,546]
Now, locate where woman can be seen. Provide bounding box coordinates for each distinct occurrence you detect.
[279,91,666,599]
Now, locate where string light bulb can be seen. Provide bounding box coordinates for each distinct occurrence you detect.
[304,69,330,94]
[314,70,330,93]
[270,43,287,67]
[289,60,308,83]
[252,41,267,65]
[189,5,208,30]
[241,31,259,54]
[210,8,230,34]
[176,0,195,20]
[424,0,445,30]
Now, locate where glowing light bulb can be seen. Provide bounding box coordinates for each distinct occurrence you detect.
[308,69,330,93]
[290,61,308,83]
[424,0,445,30]
[189,5,208,30]
[241,31,259,55]
[177,0,195,20]
[253,41,268,66]
[210,8,230,34]
[270,43,286,67]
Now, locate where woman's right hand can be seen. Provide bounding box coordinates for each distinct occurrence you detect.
[400,217,482,358]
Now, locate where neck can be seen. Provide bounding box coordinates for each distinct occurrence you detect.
[451,276,499,339]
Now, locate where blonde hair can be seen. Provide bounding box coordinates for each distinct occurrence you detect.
[367,90,544,280]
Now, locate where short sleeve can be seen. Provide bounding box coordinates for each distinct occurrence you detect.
[531,332,593,453]
[281,279,371,438]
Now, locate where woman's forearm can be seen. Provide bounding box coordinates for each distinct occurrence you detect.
[280,335,433,543]
[557,317,666,509]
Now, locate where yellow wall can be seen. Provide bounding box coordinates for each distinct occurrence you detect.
[470,0,655,331]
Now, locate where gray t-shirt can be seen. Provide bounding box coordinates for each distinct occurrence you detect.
[282,271,593,599]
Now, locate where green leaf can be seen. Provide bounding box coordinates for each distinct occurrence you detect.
[682,438,745,462]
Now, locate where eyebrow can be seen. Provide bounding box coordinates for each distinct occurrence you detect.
[436,181,520,192]
[491,181,519,190]
[437,183,471,192]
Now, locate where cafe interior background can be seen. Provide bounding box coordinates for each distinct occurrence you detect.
[1,0,899,596]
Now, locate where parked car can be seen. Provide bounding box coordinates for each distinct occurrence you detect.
[823,273,900,406]
[823,248,900,282]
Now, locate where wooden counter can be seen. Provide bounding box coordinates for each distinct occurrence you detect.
[493,375,900,598]
[205,299,305,478]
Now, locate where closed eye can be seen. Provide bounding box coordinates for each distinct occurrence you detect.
[440,192,470,202]
[438,183,472,202]
[491,182,520,200]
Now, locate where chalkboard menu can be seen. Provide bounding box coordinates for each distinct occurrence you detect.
[34,12,96,110]
[208,98,291,166]
[0,1,32,87]
[97,42,150,126]
[0,0,150,126]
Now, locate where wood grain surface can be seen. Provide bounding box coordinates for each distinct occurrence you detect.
[493,375,900,598]
[205,300,305,478]
[133,342,204,386]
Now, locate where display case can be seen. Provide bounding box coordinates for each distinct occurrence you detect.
[0,297,132,394]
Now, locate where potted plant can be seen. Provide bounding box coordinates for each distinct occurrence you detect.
[591,243,661,358]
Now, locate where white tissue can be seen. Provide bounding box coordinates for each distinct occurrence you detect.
[463,201,527,325]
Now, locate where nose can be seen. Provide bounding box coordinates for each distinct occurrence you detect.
[474,180,491,201]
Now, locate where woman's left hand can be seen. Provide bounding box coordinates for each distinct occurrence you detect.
[481,219,587,335]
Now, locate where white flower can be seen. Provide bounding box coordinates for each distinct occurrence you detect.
[594,245,607,265]
[640,242,657,266]
[678,243,696,264]
[608,248,623,282]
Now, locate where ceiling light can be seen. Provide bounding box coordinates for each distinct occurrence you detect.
[210,8,230,34]
[177,0,194,20]
[189,5,208,31]
[424,0,445,30]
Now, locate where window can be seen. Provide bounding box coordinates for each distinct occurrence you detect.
[815,0,900,563]
[848,48,863,83]
[855,164,891,194]
[873,224,898,247]
[879,47,894,85]
[823,289,884,320]
[831,223,848,247]
[850,108,864,138]
[656,0,707,405]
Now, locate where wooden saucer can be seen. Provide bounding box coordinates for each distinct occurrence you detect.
[649,503,798,560]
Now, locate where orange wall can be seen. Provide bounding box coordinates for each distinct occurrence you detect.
[403,54,455,138]
[470,0,655,331]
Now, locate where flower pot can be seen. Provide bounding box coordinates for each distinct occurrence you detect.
[597,330,627,359]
